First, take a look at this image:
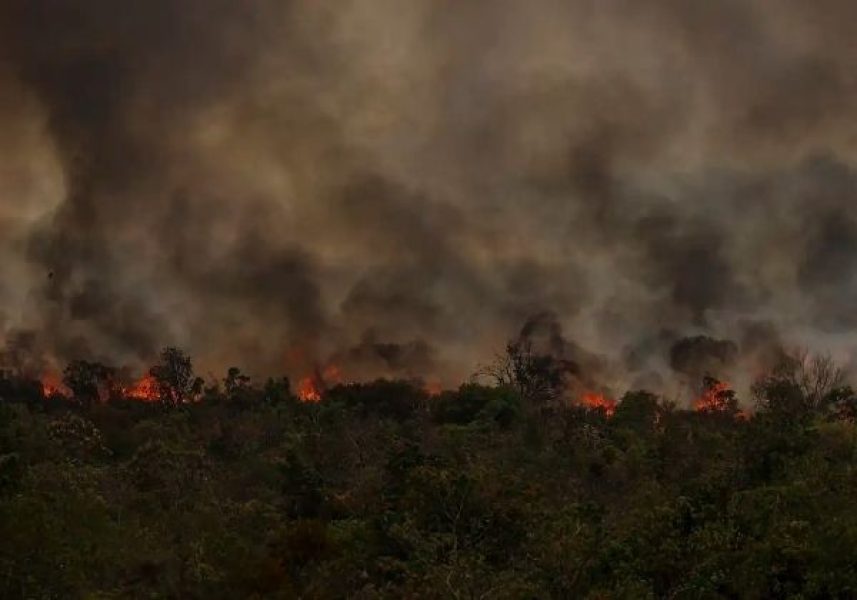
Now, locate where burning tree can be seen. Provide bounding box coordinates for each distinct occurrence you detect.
[62,360,115,407]
[695,376,738,414]
[148,347,203,407]
[580,391,617,416]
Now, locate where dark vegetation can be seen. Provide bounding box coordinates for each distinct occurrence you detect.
[2,348,857,598]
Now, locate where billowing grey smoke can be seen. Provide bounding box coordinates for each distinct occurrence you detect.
[1,1,857,396]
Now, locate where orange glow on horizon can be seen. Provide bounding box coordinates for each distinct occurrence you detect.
[424,381,443,397]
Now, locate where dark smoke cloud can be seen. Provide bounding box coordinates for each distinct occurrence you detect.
[330,330,436,382]
[511,311,613,397]
[669,336,738,381]
[1,1,857,390]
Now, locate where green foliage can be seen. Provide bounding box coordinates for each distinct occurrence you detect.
[431,383,521,428]
[325,379,427,421]
[1,363,857,597]
[47,413,110,462]
[613,390,660,434]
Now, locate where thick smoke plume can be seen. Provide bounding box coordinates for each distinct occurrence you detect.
[2,1,857,398]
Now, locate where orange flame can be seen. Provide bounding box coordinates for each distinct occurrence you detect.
[297,376,322,403]
[123,374,160,402]
[296,363,344,403]
[694,380,732,413]
[580,391,616,416]
[40,374,68,398]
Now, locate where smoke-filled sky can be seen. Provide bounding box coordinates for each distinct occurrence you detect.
[2,1,857,394]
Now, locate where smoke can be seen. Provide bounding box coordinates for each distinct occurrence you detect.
[514,311,614,398]
[1,1,857,393]
[669,336,739,381]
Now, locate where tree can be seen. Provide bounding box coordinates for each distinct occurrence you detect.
[149,348,203,407]
[62,360,115,407]
[432,384,521,428]
[613,390,661,433]
[768,351,844,409]
[224,367,251,398]
[325,379,426,421]
[480,340,570,406]
[696,376,738,415]
[222,367,253,408]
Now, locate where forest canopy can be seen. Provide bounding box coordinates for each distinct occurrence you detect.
[2,346,857,598]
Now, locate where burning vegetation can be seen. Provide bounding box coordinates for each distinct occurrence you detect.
[296,377,322,403]
[2,340,857,598]
[3,0,857,595]
[122,375,160,403]
[39,373,66,398]
[0,285,855,600]
[694,377,736,414]
[13,328,840,426]
[12,313,846,422]
[580,391,617,416]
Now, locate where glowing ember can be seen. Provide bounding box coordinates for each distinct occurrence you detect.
[695,380,733,413]
[123,374,160,402]
[41,374,68,398]
[297,376,322,403]
[580,391,616,416]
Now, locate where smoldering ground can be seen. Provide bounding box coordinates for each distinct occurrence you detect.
[1,1,857,396]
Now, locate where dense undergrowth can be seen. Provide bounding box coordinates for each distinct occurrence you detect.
[2,352,857,598]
